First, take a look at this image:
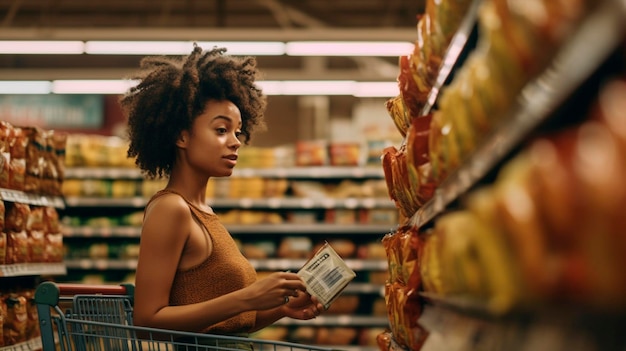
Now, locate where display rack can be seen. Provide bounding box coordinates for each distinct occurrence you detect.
[410,0,626,229]
[63,257,387,273]
[0,338,42,351]
[419,0,482,116]
[64,166,388,180]
[64,196,396,209]
[0,171,67,351]
[0,262,66,277]
[60,165,393,349]
[382,0,626,350]
[64,223,397,237]
[0,188,65,209]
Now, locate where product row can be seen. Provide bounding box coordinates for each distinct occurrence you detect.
[0,288,38,348]
[383,0,593,219]
[0,121,67,197]
[61,176,391,200]
[381,75,626,350]
[64,134,395,170]
[0,201,64,265]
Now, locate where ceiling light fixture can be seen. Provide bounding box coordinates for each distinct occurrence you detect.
[0,79,398,97]
[0,40,85,54]
[84,41,192,55]
[0,81,53,94]
[85,41,286,56]
[51,80,139,94]
[0,40,412,57]
[285,41,414,57]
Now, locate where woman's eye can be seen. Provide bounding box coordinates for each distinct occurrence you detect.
[216,128,227,134]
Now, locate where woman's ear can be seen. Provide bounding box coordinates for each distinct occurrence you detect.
[176,130,189,148]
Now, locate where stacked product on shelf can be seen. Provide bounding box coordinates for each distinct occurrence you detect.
[377,0,626,350]
[0,121,67,349]
[59,134,395,350]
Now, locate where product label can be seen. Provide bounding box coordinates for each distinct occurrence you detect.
[297,242,356,309]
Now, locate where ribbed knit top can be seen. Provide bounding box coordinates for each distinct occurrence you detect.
[146,189,257,334]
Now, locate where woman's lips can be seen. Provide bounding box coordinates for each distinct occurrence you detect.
[223,155,238,166]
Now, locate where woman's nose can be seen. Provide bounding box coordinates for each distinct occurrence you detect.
[230,134,242,149]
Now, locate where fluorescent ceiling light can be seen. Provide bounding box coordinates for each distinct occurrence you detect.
[0,40,84,54]
[285,41,414,56]
[52,80,138,94]
[258,80,396,97]
[85,41,285,56]
[353,82,398,98]
[0,79,395,96]
[196,41,285,55]
[0,40,412,56]
[85,41,192,55]
[0,81,52,94]
[281,80,357,95]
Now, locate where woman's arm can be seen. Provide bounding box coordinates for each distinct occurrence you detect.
[133,195,308,332]
[133,194,249,331]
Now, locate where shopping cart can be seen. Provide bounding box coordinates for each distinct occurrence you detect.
[34,281,344,351]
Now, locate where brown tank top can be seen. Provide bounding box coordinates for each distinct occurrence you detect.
[146,189,257,334]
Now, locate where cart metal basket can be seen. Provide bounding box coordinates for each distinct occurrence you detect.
[35,281,344,351]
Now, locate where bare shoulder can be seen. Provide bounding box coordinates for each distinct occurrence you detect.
[143,193,192,233]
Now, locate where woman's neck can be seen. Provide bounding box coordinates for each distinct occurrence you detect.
[166,168,209,210]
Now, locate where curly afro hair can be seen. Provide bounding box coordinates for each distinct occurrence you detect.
[120,44,267,179]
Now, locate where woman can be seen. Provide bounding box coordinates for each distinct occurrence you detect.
[120,44,324,349]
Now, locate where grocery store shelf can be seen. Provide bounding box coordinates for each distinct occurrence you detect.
[64,196,148,207]
[64,258,138,270]
[343,283,385,295]
[64,166,385,179]
[249,258,388,272]
[0,262,66,277]
[0,188,65,209]
[275,315,389,327]
[228,223,396,235]
[420,0,481,116]
[334,347,378,351]
[64,196,396,209]
[417,301,626,351]
[63,223,396,237]
[64,258,388,272]
[410,0,626,228]
[0,338,42,351]
[64,225,142,237]
[236,166,385,179]
[420,292,626,324]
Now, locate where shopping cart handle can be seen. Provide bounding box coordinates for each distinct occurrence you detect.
[35,281,135,306]
[54,282,132,296]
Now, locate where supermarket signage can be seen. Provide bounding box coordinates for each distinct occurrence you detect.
[0,94,104,129]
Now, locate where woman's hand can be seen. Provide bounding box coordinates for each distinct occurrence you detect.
[281,290,325,320]
[240,272,306,311]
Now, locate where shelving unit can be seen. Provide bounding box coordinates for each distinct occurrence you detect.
[381,0,626,350]
[0,338,43,351]
[59,165,394,349]
[63,257,387,272]
[64,223,396,237]
[64,196,397,210]
[410,0,626,229]
[0,187,67,351]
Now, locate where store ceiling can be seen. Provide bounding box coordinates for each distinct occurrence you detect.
[0,0,424,81]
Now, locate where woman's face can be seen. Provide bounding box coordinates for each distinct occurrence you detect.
[179,99,243,177]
